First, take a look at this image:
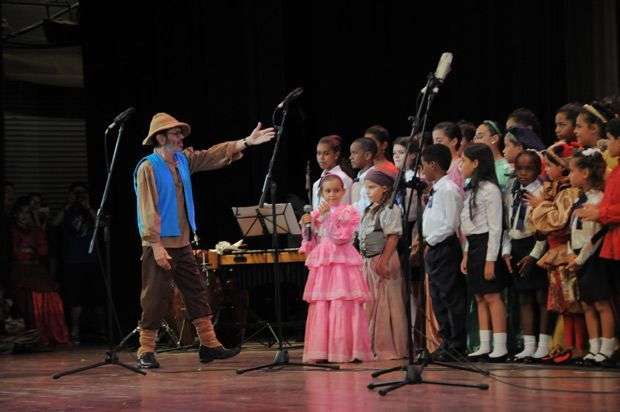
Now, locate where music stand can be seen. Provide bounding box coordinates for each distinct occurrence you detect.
[230,203,300,347]
[233,203,301,238]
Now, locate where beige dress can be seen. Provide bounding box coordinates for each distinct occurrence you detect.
[358,204,408,359]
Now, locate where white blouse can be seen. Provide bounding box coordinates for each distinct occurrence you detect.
[461,180,503,261]
[501,178,546,258]
[569,189,604,266]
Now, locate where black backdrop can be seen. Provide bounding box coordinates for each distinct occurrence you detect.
[80,0,612,330]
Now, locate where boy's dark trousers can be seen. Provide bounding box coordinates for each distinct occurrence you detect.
[425,235,467,352]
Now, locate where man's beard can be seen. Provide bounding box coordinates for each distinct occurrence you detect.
[164,140,182,153]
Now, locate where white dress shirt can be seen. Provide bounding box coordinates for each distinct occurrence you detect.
[312,165,353,210]
[569,189,604,265]
[461,180,503,261]
[501,178,546,258]
[422,175,463,246]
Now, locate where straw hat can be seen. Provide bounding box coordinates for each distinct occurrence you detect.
[142,112,191,145]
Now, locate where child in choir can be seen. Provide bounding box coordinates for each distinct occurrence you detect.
[392,136,419,223]
[432,121,464,191]
[300,174,373,363]
[457,120,477,157]
[474,121,513,191]
[528,142,584,364]
[364,125,399,176]
[349,137,377,216]
[502,128,545,165]
[565,149,616,366]
[421,144,466,358]
[506,107,542,137]
[554,103,582,144]
[575,102,615,149]
[575,119,620,366]
[312,135,353,210]
[460,144,508,362]
[358,169,408,359]
[576,101,618,172]
[501,151,552,361]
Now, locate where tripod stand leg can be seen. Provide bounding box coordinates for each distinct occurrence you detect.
[52,361,109,379]
[432,360,490,375]
[420,379,489,390]
[371,365,405,378]
[236,349,340,374]
[378,382,408,396]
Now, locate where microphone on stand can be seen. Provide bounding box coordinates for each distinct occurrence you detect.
[421,52,453,94]
[303,205,313,240]
[277,87,304,109]
[106,107,136,130]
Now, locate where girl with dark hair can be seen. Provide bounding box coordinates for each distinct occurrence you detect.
[299,174,373,363]
[576,118,620,366]
[349,137,377,216]
[506,108,542,137]
[457,120,477,156]
[358,170,408,359]
[460,144,508,362]
[565,149,616,366]
[392,136,420,223]
[529,142,584,364]
[312,135,353,210]
[575,101,615,148]
[433,122,464,192]
[555,103,582,143]
[474,121,513,191]
[503,128,545,164]
[501,151,552,361]
[364,125,399,177]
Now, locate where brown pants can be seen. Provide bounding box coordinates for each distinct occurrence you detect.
[140,245,211,330]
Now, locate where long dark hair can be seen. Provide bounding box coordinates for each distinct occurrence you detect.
[572,149,606,191]
[463,143,499,220]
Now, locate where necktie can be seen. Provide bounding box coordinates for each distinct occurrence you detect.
[511,182,527,231]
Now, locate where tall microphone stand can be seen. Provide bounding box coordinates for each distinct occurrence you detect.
[53,121,146,379]
[367,73,488,396]
[236,94,338,374]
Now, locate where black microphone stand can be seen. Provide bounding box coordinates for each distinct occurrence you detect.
[53,121,146,379]
[236,95,338,374]
[367,73,488,395]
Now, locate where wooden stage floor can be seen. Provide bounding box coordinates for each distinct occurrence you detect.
[1,344,619,411]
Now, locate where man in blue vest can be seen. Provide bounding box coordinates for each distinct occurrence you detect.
[134,112,275,368]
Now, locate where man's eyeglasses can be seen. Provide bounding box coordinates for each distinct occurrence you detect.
[166,130,184,137]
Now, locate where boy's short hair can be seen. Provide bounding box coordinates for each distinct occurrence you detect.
[421,144,452,172]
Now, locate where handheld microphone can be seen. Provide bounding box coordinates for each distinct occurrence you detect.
[303,204,313,239]
[277,87,304,109]
[106,107,136,130]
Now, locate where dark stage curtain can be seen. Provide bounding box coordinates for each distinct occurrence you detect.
[79,0,618,329]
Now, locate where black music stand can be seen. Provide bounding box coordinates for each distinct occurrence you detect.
[231,203,300,347]
[233,202,301,240]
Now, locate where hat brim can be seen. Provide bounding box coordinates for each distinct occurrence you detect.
[142,122,191,145]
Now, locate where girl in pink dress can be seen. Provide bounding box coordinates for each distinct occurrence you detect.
[300,174,373,363]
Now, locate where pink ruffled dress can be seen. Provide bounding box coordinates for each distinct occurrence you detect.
[300,204,373,363]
